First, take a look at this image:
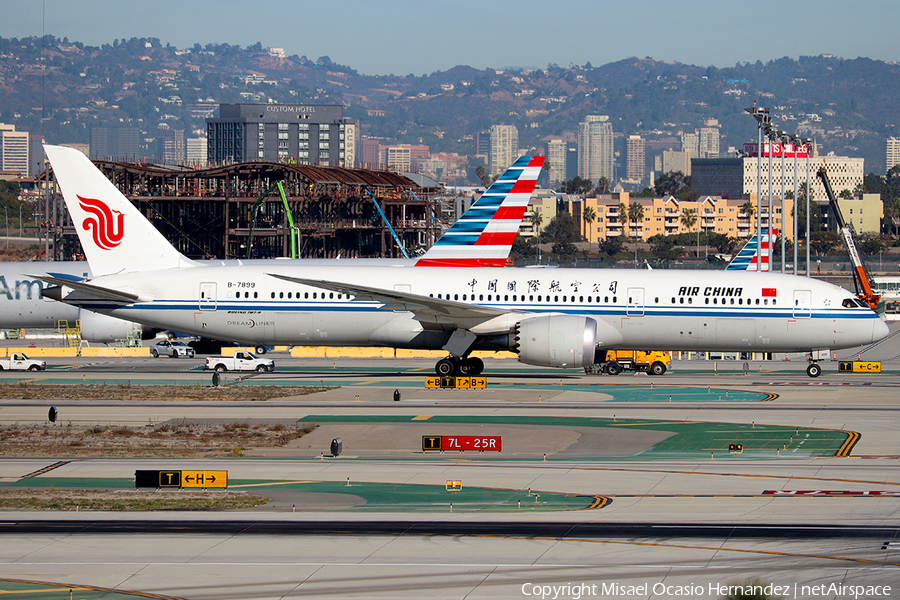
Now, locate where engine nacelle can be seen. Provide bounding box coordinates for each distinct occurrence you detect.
[77,309,146,343]
[514,315,597,369]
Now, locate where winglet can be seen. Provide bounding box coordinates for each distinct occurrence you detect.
[44,145,198,277]
[415,156,545,267]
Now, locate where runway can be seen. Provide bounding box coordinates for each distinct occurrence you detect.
[1,330,899,598]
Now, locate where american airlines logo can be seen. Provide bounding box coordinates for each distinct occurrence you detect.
[77,195,124,250]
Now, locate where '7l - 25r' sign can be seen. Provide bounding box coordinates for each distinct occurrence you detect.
[422,435,501,452]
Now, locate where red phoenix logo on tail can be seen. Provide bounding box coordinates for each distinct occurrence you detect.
[77,195,124,250]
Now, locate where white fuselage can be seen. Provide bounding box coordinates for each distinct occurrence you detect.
[65,264,888,355]
[0,262,88,328]
[0,258,414,336]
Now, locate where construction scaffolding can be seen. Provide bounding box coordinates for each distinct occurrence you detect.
[49,160,443,261]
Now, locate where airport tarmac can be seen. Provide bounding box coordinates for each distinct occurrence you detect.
[0,328,899,598]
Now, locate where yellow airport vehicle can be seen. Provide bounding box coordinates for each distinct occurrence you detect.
[585,350,671,376]
[838,361,881,373]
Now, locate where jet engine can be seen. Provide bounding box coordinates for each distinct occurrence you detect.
[77,309,149,343]
[514,315,597,368]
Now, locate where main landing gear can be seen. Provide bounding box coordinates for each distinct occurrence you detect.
[435,356,484,376]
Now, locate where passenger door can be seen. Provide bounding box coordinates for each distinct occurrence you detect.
[199,282,217,311]
[626,287,645,316]
[793,289,812,318]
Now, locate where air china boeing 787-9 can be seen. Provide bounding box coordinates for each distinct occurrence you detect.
[38,145,888,377]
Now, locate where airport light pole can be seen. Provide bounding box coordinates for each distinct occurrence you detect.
[803,138,812,277]
[778,131,789,273]
[745,106,770,272]
[763,123,778,272]
[789,134,800,274]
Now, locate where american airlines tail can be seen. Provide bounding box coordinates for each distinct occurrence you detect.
[726,229,778,271]
[415,155,544,267]
[45,145,198,276]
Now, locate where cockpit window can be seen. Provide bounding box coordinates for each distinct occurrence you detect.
[855,298,868,308]
[842,298,866,308]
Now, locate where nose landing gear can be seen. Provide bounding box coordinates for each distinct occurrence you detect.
[806,362,822,378]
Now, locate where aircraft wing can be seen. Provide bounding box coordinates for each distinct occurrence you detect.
[267,273,515,325]
[26,274,141,303]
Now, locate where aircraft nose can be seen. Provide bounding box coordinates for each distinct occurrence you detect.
[873,317,890,343]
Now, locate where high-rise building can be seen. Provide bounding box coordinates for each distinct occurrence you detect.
[626,135,646,181]
[699,122,720,158]
[681,132,699,158]
[29,134,44,178]
[207,103,349,166]
[662,150,692,176]
[489,125,518,175]
[577,115,614,183]
[157,124,185,163]
[887,137,900,173]
[566,142,578,185]
[90,125,141,160]
[0,125,29,176]
[381,144,430,172]
[186,136,208,166]
[546,138,567,188]
[360,139,381,167]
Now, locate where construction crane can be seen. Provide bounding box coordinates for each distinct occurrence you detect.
[363,187,410,259]
[816,166,881,311]
[247,181,299,259]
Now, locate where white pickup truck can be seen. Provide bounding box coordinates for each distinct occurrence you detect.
[0,352,47,371]
[205,351,275,372]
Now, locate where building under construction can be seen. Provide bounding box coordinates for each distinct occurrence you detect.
[51,159,443,261]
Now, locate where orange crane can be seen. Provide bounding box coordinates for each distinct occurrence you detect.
[816,166,881,311]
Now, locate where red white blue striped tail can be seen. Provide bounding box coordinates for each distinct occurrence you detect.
[726,229,778,271]
[415,156,545,267]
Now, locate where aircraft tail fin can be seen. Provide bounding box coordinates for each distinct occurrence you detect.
[44,145,197,277]
[415,155,545,267]
[726,228,778,271]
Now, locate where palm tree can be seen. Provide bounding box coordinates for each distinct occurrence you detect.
[530,209,543,237]
[681,207,698,258]
[595,176,610,195]
[617,201,628,242]
[529,209,544,263]
[741,200,756,238]
[582,205,596,252]
[627,202,645,267]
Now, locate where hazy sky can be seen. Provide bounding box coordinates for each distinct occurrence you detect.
[4,0,899,76]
